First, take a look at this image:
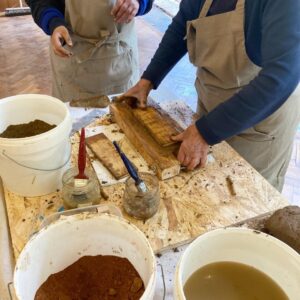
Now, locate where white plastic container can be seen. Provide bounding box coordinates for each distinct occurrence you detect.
[14,213,156,300]
[175,227,300,300]
[0,94,72,196]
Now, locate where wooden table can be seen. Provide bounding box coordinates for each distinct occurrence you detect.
[3,103,288,260]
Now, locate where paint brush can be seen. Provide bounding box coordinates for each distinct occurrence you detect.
[74,128,89,187]
[113,141,148,193]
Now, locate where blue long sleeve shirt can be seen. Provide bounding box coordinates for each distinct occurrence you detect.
[142,0,300,145]
[26,0,154,35]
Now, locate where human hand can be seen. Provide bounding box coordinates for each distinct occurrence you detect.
[172,124,209,170]
[116,79,153,108]
[51,26,73,57]
[111,0,139,23]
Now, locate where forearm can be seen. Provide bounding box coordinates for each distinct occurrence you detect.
[196,60,300,145]
[26,0,65,35]
[142,0,202,88]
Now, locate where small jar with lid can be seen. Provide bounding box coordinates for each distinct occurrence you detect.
[123,173,160,220]
[62,167,101,209]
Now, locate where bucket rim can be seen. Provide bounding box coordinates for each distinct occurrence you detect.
[0,94,71,143]
[175,227,300,298]
[14,213,157,299]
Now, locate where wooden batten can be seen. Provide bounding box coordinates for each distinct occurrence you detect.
[86,133,128,180]
[110,102,181,180]
[132,106,183,147]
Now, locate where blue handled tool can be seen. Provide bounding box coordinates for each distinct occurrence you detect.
[113,141,148,193]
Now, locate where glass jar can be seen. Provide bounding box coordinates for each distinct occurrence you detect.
[123,173,160,220]
[62,167,101,209]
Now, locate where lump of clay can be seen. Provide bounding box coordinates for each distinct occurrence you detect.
[264,206,300,253]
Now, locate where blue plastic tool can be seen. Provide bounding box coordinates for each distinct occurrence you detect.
[113,141,148,193]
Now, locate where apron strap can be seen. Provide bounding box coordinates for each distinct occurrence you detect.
[236,0,245,10]
[199,0,244,18]
[199,0,214,18]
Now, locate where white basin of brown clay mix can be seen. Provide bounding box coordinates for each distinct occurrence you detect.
[0,119,56,138]
[14,214,156,299]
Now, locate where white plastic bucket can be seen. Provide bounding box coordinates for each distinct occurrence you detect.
[175,227,300,299]
[14,213,156,300]
[0,94,72,196]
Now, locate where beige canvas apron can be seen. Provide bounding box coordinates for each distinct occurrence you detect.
[50,0,139,102]
[187,0,300,191]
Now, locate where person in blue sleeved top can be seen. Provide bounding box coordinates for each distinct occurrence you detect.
[26,0,154,104]
[120,0,300,191]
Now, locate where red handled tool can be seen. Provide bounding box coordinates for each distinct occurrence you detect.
[74,128,88,185]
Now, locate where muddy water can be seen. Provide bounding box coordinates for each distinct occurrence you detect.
[184,261,288,300]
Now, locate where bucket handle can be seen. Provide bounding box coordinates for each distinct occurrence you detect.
[7,282,14,300]
[1,150,71,171]
[158,263,166,300]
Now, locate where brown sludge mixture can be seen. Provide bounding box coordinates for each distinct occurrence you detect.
[0,120,56,138]
[35,255,145,300]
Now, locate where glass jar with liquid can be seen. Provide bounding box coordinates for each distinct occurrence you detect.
[62,167,101,209]
[123,173,160,220]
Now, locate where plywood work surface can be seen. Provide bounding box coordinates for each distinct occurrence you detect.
[3,103,288,259]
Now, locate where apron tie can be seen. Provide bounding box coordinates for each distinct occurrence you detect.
[74,30,126,63]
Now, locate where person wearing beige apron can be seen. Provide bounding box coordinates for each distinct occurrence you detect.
[27,0,154,103]
[121,0,300,191]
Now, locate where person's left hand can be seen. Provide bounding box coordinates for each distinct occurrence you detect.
[111,0,139,23]
[171,124,209,170]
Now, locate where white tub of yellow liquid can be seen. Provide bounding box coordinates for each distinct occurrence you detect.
[174,227,300,300]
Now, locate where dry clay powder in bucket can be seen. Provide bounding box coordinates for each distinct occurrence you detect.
[0,119,56,138]
[14,214,157,300]
[0,94,72,196]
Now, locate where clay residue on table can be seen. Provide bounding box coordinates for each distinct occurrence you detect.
[264,205,300,253]
[0,120,56,138]
[34,255,145,300]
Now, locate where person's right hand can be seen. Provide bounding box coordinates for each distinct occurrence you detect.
[51,26,73,58]
[117,79,153,108]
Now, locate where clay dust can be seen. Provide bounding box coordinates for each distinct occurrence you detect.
[35,255,145,300]
[0,120,56,138]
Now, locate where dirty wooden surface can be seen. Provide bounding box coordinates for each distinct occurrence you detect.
[3,103,288,259]
[132,105,182,147]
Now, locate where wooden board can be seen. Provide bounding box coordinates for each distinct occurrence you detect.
[86,132,128,180]
[3,104,288,259]
[110,102,181,180]
[132,106,183,147]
